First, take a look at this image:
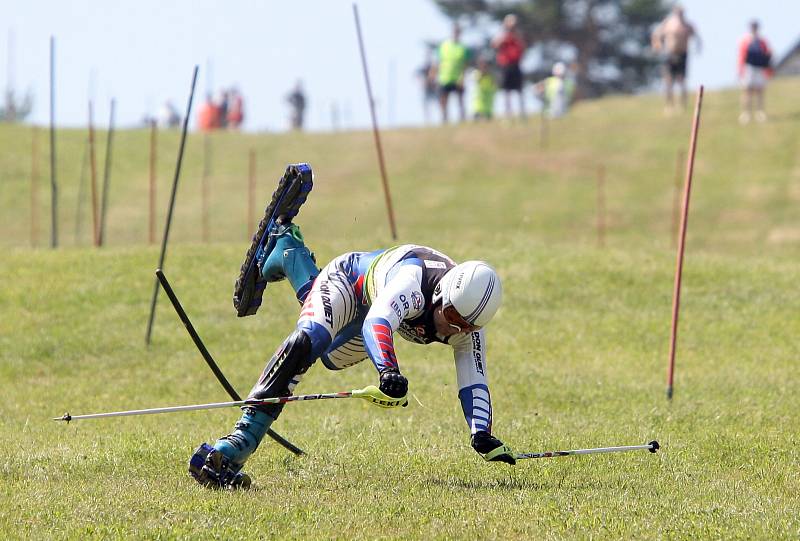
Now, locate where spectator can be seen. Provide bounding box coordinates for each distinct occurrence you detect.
[651,5,701,114]
[738,20,773,124]
[491,14,526,119]
[435,24,469,124]
[417,47,439,124]
[534,62,575,118]
[472,57,497,121]
[157,100,180,129]
[217,90,230,129]
[197,94,221,132]
[227,87,245,130]
[286,81,307,131]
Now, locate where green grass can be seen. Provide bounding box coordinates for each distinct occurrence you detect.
[1,81,799,539]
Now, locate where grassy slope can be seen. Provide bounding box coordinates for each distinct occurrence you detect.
[1,80,799,539]
[2,79,799,254]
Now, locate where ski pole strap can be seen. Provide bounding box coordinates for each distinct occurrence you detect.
[483,444,514,462]
[352,385,408,408]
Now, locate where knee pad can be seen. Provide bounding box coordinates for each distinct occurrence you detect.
[248,329,314,416]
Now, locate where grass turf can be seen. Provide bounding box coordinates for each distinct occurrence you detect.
[1,80,799,539]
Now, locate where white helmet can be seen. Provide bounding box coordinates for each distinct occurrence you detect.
[433,261,503,327]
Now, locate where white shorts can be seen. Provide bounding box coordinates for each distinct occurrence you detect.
[741,65,767,90]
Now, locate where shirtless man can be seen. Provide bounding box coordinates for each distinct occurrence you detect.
[651,5,701,113]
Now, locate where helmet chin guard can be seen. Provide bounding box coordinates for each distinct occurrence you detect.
[433,261,502,328]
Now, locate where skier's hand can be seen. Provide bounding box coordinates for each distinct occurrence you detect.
[379,369,408,400]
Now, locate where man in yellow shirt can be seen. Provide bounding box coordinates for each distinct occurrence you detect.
[433,24,469,123]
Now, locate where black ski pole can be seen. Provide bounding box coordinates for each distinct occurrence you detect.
[146,65,197,345]
[156,269,304,456]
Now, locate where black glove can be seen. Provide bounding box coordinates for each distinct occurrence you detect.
[471,431,516,465]
[379,369,408,399]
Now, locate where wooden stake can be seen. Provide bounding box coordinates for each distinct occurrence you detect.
[540,108,549,149]
[149,122,157,245]
[88,101,100,246]
[248,148,256,238]
[202,133,210,243]
[49,35,58,248]
[74,135,89,243]
[352,3,397,240]
[667,86,704,401]
[30,127,39,247]
[98,98,116,246]
[596,165,606,248]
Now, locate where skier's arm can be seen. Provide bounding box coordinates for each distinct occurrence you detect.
[362,262,424,372]
[450,329,515,464]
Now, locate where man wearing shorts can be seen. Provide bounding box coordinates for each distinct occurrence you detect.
[492,14,526,119]
[738,20,773,124]
[435,24,469,124]
[651,5,701,114]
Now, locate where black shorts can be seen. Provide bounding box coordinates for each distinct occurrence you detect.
[439,82,463,96]
[666,53,687,78]
[500,64,523,91]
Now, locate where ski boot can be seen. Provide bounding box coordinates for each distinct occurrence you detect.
[188,442,252,490]
[233,163,314,317]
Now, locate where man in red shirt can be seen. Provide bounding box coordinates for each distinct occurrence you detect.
[491,14,526,120]
[737,20,773,124]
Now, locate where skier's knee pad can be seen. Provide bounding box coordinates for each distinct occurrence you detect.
[248,329,314,416]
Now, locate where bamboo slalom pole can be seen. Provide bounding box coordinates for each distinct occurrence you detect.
[667,86,704,401]
[671,148,684,248]
[352,3,397,240]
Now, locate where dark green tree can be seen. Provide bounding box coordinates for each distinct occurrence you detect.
[432,0,670,99]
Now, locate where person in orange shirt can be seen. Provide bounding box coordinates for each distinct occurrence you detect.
[197,94,221,132]
[737,20,773,124]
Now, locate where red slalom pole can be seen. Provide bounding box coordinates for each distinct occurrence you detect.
[671,148,684,248]
[667,86,704,400]
[353,3,397,240]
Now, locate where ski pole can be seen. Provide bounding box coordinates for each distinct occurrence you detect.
[515,440,659,460]
[54,385,407,422]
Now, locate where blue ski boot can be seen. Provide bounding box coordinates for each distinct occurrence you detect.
[234,163,314,317]
[188,443,252,490]
[259,223,319,303]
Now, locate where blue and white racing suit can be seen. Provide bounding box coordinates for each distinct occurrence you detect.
[295,245,493,435]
